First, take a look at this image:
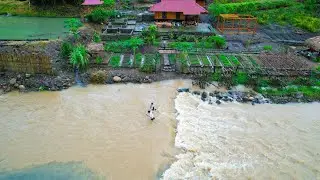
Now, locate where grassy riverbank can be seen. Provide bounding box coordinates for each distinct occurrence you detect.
[209,68,320,103]
[0,0,81,17]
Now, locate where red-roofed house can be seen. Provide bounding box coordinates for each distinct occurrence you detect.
[149,0,207,23]
[82,0,103,5]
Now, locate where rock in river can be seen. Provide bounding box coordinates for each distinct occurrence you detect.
[9,78,16,85]
[19,85,25,92]
[113,76,122,82]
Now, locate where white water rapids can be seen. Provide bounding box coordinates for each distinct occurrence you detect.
[163,92,320,180]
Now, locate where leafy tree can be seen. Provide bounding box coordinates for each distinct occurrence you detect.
[126,37,144,56]
[64,18,82,39]
[70,44,89,70]
[87,8,115,23]
[103,0,115,7]
[141,25,158,45]
[206,35,226,48]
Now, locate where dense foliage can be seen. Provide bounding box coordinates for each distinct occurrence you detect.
[61,41,73,58]
[140,54,160,73]
[70,44,89,69]
[93,32,101,43]
[103,0,115,7]
[141,25,158,45]
[87,8,115,23]
[105,37,144,54]
[64,18,82,38]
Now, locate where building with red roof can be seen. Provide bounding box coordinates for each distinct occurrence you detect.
[149,0,207,23]
[82,0,103,5]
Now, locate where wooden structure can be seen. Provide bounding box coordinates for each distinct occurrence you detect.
[216,14,257,34]
[149,0,207,24]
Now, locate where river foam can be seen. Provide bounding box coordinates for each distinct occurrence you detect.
[163,92,320,179]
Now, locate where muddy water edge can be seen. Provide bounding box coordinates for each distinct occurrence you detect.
[0,80,194,179]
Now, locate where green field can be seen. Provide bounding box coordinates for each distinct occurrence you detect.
[0,16,69,40]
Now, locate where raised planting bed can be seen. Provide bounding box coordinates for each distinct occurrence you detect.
[122,54,133,68]
[168,54,176,65]
[188,54,201,66]
[134,53,143,68]
[140,54,157,73]
[109,55,121,68]
[209,55,220,66]
[198,55,211,66]
[247,55,260,68]
[229,55,241,66]
[218,54,232,67]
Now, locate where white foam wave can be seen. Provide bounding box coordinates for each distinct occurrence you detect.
[162,93,320,180]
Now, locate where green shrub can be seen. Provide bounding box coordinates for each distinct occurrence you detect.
[93,32,101,43]
[87,8,115,23]
[96,56,103,64]
[90,70,107,84]
[61,41,73,59]
[169,42,193,51]
[211,72,222,81]
[232,71,249,85]
[292,16,320,32]
[263,45,273,51]
[103,0,115,7]
[105,37,144,53]
[109,55,121,68]
[141,25,158,45]
[70,44,89,70]
[64,18,82,38]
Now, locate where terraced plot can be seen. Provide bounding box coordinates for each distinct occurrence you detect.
[248,55,260,68]
[229,56,241,66]
[168,54,176,65]
[209,55,220,66]
[134,53,143,68]
[199,55,211,66]
[122,54,133,68]
[218,54,232,67]
[108,55,121,68]
[188,54,201,66]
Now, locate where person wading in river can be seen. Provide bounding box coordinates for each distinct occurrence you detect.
[147,102,156,120]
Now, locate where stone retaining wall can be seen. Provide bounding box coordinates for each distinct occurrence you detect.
[0,41,60,74]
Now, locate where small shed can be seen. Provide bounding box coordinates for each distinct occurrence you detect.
[216,14,257,34]
[305,36,320,52]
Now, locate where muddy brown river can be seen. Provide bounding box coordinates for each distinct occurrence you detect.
[0,80,319,179]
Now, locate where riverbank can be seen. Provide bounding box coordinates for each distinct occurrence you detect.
[1,69,319,104]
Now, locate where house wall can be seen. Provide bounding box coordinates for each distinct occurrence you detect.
[154,12,185,20]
